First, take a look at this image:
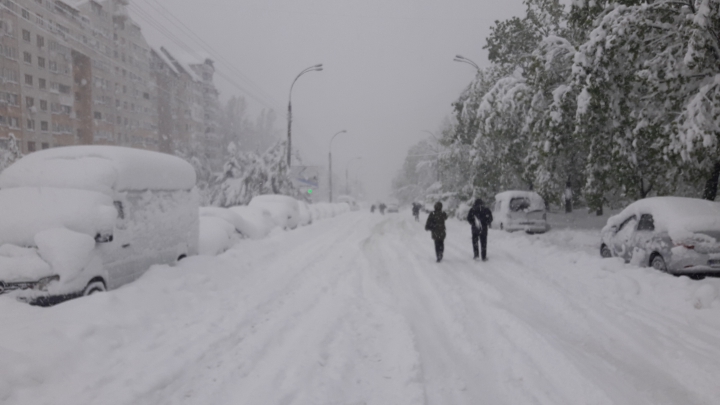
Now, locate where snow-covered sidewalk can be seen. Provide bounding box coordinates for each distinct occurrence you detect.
[1,211,719,404]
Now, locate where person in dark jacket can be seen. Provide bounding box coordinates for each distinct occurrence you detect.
[412,202,421,221]
[467,198,493,261]
[425,201,448,262]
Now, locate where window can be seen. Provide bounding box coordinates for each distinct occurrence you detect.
[39,99,47,110]
[58,84,70,94]
[8,117,19,128]
[22,29,31,41]
[116,115,121,124]
[143,92,149,100]
[39,78,46,89]
[27,141,36,152]
[21,9,30,20]
[25,96,34,108]
[94,111,102,119]
[637,214,655,231]
[62,105,71,115]
[41,142,49,149]
[617,215,637,232]
[509,197,531,212]
[24,74,33,86]
[26,119,35,130]
[38,56,45,68]
[23,51,31,63]
[37,35,44,47]
[49,61,57,71]
[41,121,48,131]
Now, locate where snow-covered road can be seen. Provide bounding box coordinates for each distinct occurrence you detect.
[2,211,720,404]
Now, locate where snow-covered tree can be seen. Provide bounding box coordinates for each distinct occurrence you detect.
[0,134,23,174]
[209,141,299,207]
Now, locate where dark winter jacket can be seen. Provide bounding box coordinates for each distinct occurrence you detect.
[412,203,421,215]
[425,209,448,240]
[467,202,493,234]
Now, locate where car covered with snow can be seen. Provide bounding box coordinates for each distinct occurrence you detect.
[600,197,720,276]
[0,146,199,305]
[387,202,399,213]
[248,194,301,230]
[492,190,548,233]
[336,195,360,211]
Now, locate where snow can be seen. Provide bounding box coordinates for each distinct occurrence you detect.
[603,197,720,242]
[248,194,301,230]
[0,146,196,195]
[198,217,235,256]
[297,200,312,226]
[0,187,116,247]
[227,205,277,240]
[0,211,718,403]
[0,245,50,283]
[34,228,95,283]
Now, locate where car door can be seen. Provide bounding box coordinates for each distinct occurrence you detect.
[611,215,638,261]
[634,214,656,262]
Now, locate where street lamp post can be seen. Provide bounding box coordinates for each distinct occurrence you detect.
[346,156,362,195]
[418,130,442,182]
[287,63,323,167]
[328,130,347,202]
[453,54,480,72]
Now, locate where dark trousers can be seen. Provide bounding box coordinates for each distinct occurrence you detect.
[472,230,488,259]
[434,239,444,261]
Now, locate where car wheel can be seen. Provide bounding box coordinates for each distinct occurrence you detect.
[83,279,106,296]
[600,244,612,258]
[650,254,668,273]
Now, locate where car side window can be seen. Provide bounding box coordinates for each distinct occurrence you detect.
[618,215,637,232]
[637,214,655,231]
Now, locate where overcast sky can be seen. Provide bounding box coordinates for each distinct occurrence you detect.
[130,0,528,201]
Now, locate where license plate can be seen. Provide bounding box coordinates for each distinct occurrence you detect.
[709,260,720,268]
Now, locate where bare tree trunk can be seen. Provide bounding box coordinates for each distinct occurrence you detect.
[703,161,720,201]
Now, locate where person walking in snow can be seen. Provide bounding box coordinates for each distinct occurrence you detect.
[425,201,448,262]
[412,202,421,222]
[467,198,493,261]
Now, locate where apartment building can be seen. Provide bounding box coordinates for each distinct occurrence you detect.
[0,0,223,160]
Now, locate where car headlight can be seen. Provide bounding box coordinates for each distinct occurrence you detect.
[35,275,60,291]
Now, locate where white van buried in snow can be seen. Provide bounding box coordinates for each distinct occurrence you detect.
[492,190,549,233]
[0,146,199,305]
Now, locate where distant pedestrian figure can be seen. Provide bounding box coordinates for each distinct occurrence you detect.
[564,182,573,213]
[467,198,493,261]
[425,202,448,262]
[371,204,376,213]
[379,203,386,215]
[412,202,421,222]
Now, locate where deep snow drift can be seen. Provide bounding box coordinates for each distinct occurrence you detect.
[1,210,719,404]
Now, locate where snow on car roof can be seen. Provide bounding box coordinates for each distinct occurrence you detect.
[0,146,196,195]
[604,197,720,239]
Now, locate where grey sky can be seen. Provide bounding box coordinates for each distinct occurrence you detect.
[131,0,527,200]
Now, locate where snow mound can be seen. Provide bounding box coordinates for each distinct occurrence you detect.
[198,217,235,256]
[693,283,718,309]
[248,194,300,230]
[227,206,277,239]
[0,145,196,195]
[0,244,51,283]
[199,207,252,237]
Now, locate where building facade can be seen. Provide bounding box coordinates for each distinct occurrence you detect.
[0,0,221,160]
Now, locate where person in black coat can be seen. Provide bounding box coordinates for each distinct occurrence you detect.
[425,201,448,262]
[412,202,421,221]
[467,198,493,261]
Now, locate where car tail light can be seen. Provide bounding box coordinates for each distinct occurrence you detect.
[674,243,695,250]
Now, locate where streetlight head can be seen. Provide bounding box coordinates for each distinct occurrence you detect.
[455,54,465,59]
[315,64,323,68]
[316,67,324,72]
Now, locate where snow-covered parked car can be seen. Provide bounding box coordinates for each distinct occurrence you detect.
[600,197,720,276]
[227,205,277,239]
[198,207,253,255]
[492,190,549,233]
[249,194,300,230]
[0,146,199,305]
[337,195,360,211]
[297,200,313,226]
